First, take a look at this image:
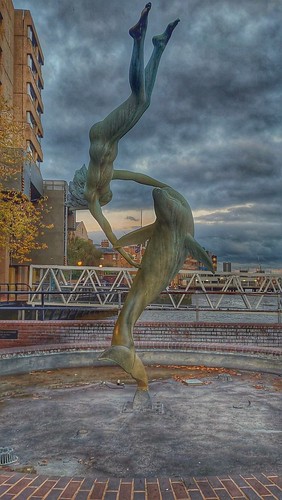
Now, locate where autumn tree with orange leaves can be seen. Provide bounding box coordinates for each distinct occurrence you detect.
[0,96,52,262]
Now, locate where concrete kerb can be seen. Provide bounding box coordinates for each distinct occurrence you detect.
[0,347,281,376]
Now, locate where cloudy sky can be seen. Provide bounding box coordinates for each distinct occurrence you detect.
[14,0,282,270]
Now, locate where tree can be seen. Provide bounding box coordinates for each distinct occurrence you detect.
[0,96,52,262]
[68,237,102,266]
[0,96,24,178]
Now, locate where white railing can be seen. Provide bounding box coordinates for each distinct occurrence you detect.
[28,265,282,321]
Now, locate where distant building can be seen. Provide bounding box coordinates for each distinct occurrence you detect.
[101,239,110,248]
[69,221,89,242]
[223,262,232,272]
[96,240,217,279]
[95,241,143,268]
[30,180,73,266]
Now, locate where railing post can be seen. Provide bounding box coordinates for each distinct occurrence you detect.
[41,292,45,321]
[195,292,199,322]
[118,291,122,309]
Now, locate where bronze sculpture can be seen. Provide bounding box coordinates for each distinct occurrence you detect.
[68,3,213,406]
[100,186,213,404]
[69,3,180,267]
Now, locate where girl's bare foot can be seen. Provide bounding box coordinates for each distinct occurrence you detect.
[129,3,152,39]
[152,18,180,49]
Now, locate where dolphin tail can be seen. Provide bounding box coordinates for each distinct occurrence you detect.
[99,345,148,390]
[185,234,214,273]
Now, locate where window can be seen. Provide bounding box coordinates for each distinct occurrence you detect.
[27,82,36,102]
[37,103,43,117]
[38,52,44,66]
[27,54,37,77]
[44,181,66,191]
[37,131,43,144]
[27,25,37,48]
[27,111,36,129]
[27,140,35,153]
[37,76,43,91]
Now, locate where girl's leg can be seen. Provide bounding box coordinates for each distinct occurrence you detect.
[105,15,180,141]
[100,4,151,142]
[128,3,151,99]
[145,18,180,100]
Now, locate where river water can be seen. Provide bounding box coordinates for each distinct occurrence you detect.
[139,294,281,324]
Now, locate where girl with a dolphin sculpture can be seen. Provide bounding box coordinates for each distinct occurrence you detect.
[68,3,213,406]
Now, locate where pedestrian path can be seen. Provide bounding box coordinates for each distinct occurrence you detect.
[0,471,281,499]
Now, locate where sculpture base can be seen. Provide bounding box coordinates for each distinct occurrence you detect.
[133,388,152,410]
[122,389,164,414]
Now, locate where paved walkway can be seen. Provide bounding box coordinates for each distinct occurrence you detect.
[0,471,281,499]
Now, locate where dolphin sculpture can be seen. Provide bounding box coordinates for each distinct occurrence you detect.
[99,186,214,393]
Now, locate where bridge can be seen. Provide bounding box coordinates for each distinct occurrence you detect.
[0,266,281,321]
[12,265,279,322]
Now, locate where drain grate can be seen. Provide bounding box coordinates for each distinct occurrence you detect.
[0,447,18,465]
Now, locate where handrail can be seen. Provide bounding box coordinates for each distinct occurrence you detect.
[0,283,31,292]
[0,288,281,323]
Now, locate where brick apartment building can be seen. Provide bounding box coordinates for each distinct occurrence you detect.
[0,0,76,284]
[0,0,44,166]
[0,0,47,284]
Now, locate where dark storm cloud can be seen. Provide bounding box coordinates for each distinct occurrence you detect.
[126,216,139,222]
[13,0,282,268]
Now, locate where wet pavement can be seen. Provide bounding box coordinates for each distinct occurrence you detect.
[0,366,281,480]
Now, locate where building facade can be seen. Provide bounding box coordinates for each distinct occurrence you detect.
[0,0,46,284]
[69,221,89,242]
[0,0,44,166]
[30,180,71,266]
[0,0,15,102]
[96,240,217,279]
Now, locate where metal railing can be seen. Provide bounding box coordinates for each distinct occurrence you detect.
[0,283,31,293]
[0,289,121,321]
[0,267,281,322]
[25,266,282,322]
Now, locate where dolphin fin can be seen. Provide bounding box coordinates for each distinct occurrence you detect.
[99,346,148,390]
[185,234,214,273]
[116,223,155,247]
[99,345,135,373]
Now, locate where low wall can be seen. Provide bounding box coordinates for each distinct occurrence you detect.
[0,319,281,349]
[0,349,281,376]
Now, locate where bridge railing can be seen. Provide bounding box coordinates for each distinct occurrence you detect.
[0,291,281,323]
[23,265,282,321]
[0,289,122,321]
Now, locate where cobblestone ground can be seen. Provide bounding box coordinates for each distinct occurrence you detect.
[0,470,281,499]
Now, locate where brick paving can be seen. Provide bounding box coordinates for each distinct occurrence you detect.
[0,471,281,499]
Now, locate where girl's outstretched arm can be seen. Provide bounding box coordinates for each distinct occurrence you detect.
[88,194,140,268]
[113,169,168,188]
